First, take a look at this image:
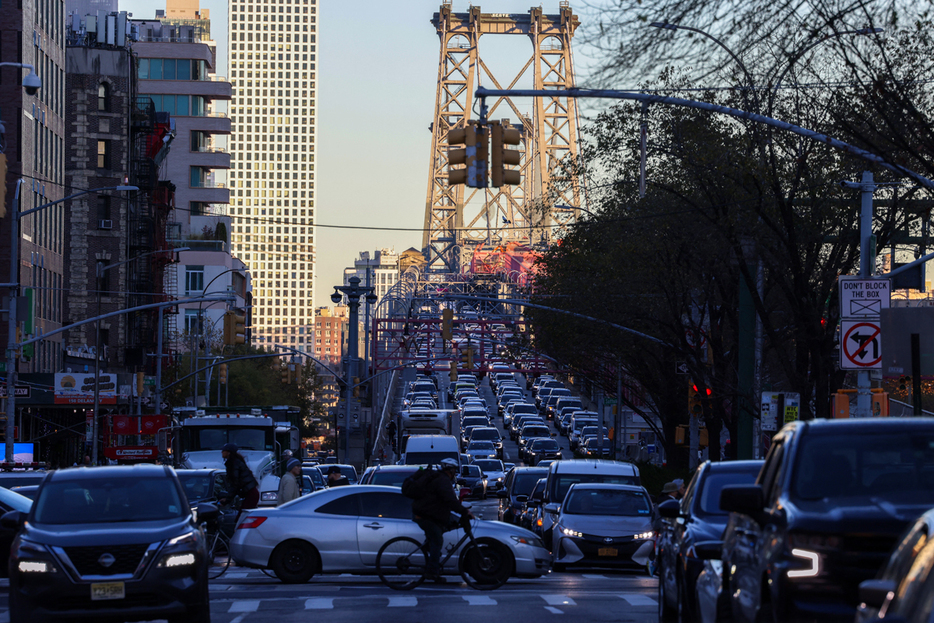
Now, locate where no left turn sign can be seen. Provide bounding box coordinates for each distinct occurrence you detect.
[840,320,882,369]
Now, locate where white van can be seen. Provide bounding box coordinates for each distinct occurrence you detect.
[537,459,641,546]
[400,434,461,467]
[568,411,600,449]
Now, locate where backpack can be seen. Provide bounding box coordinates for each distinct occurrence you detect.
[401,466,438,500]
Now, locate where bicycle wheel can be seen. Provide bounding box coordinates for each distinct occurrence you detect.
[377,537,427,590]
[460,540,510,590]
[207,531,232,580]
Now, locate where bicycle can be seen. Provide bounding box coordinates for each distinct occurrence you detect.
[205,523,232,579]
[376,516,511,591]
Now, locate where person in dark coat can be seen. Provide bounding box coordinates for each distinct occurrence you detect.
[220,443,260,517]
[411,458,474,582]
[326,465,350,487]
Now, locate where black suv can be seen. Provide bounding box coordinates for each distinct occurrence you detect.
[5,464,216,623]
[720,418,934,623]
[498,466,549,524]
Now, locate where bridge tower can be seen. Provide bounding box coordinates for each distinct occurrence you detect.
[423,2,582,273]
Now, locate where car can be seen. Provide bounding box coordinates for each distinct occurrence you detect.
[655,459,763,622]
[456,463,488,499]
[0,487,32,577]
[578,436,613,459]
[542,389,573,419]
[0,471,49,491]
[465,440,498,462]
[467,426,504,459]
[545,483,655,572]
[358,464,424,487]
[857,507,934,623]
[302,465,326,490]
[519,477,549,534]
[526,438,563,465]
[9,485,39,499]
[517,424,552,460]
[720,418,934,623]
[229,485,552,582]
[504,402,538,426]
[5,464,216,623]
[472,458,506,491]
[174,468,239,535]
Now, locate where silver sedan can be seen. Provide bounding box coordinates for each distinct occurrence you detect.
[229,485,553,583]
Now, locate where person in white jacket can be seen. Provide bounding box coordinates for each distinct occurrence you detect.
[277,458,303,505]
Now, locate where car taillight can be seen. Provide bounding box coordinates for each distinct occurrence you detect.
[237,516,268,530]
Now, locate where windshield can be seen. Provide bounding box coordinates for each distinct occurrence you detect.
[468,441,495,450]
[473,460,504,472]
[564,488,652,516]
[532,439,560,450]
[404,451,459,466]
[513,404,537,414]
[471,429,500,441]
[371,470,418,487]
[34,476,186,524]
[514,470,549,496]
[185,426,273,451]
[461,465,482,477]
[698,471,760,515]
[792,431,934,503]
[176,472,213,503]
[553,474,638,502]
[522,427,550,438]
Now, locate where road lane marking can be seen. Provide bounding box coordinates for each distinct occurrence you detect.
[620,594,657,606]
[541,595,576,606]
[305,598,335,609]
[228,600,260,612]
[582,574,607,579]
[462,595,497,606]
[544,606,564,614]
[388,596,418,607]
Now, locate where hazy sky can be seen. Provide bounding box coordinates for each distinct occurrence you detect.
[118,0,606,308]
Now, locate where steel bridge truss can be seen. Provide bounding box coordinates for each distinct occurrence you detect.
[423,2,583,273]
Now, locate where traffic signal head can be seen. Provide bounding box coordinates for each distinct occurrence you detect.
[898,375,912,391]
[281,362,291,384]
[466,347,474,369]
[224,312,246,346]
[441,308,454,341]
[218,363,228,384]
[353,377,360,398]
[689,383,703,416]
[447,121,487,188]
[449,359,457,381]
[490,120,522,187]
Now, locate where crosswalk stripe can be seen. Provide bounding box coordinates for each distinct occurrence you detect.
[620,594,657,606]
[541,595,576,606]
[462,595,497,606]
[388,596,418,607]
[228,600,260,612]
[544,606,563,614]
[305,598,335,609]
[581,574,607,579]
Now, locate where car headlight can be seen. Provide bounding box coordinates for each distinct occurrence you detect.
[167,530,199,547]
[559,525,583,538]
[511,534,546,549]
[158,552,197,568]
[14,539,59,574]
[261,491,278,502]
[633,531,654,541]
[787,548,820,578]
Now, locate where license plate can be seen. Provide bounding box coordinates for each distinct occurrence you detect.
[91,581,125,601]
[597,547,618,557]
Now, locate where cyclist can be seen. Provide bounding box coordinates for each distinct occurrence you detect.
[412,457,474,583]
[219,443,259,521]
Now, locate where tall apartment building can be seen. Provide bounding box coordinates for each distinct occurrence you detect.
[342,248,400,328]
[227,0,317,353]
[312,306,345,371]
[0,0,67,376]
[132,2,250,358]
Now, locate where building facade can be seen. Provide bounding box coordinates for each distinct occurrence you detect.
[312,306,345,371]
[227,0,317,354]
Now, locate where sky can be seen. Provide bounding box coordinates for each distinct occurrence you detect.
[118,0,607,308]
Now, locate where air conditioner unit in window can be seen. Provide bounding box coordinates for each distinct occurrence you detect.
[99,219,113,230]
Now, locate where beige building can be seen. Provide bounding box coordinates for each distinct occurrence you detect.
[313,307,345,371]
[227,0,317,354]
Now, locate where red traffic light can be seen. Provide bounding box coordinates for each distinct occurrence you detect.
[692,384,712,396]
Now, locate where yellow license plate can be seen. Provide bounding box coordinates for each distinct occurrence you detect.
[597,547,618,557]
[91,581,125,601]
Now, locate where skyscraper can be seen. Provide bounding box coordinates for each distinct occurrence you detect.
[227,0,316,353]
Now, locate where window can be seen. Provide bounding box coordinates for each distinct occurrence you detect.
[184,309,202,334]
[185,266,205,294]
[98,83,109,111]
[97,195,112,221]
[97,140,110,168]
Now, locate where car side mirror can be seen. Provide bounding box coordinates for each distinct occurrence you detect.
[719,484,765,518]
[195,502,220,524]
[693,540,723,560]
[657,498,680,519]
[543,503,560,514]
[0,510,25,531]
[515,494,528,504]
[859,579,897,610]
[497,489,509,498]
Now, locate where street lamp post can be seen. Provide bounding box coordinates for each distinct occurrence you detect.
[331,276,377,459]
[3,184,136,464]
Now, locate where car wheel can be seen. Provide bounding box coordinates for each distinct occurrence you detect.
[270,540,320,584]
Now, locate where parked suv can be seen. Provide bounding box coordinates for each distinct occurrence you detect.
[5,464,215,623]
[720,418,934,623]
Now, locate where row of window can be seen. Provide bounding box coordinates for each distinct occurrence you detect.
[149,94,207,117]
[138,58,209,81]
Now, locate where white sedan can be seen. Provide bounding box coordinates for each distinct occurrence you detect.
[229,485,553,583]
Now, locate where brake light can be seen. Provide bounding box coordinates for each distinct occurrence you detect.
[237,516,268,530]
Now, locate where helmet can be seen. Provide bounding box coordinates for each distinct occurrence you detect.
[440,458,459,470]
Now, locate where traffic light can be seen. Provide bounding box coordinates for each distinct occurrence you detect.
[898,375,912,391]
[218,363,228,384]
[688,383,703,416]
[449,359,458,382]
[490,120,522,187]
[466,347,474,369]
[447,121,488,188]
[281,361,291,384]
[224,312,246,346]
[441,308,454,341]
